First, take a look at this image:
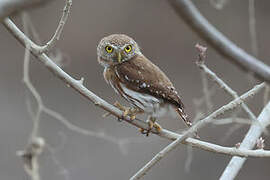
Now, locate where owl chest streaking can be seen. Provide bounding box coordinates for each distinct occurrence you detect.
[97,34,192,129]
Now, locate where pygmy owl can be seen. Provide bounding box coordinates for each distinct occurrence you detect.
[97,34,192,135]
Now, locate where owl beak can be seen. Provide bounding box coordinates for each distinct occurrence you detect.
[117,52,122,63]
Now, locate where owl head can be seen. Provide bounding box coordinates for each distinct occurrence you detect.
[97,34,142,67]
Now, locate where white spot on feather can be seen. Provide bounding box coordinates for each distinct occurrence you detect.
[140,83,147,88]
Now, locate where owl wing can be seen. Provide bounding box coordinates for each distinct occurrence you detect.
[115,55,191,126]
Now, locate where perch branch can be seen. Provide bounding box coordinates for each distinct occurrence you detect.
[168,0,270,82]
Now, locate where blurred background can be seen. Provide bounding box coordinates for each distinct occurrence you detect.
[0,0,270,179]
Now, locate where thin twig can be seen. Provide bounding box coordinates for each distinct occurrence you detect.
[248,0,258,56]
[212,117,252,125]
[200,70,213,111]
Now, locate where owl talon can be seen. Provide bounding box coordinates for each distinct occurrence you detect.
[139,128,150,136]
[123,109,129,117]
[114,101,126,111]
[130,115,136,120]
[113,101,140,120]
[117,117,123,122]
[139,118,162,136]
[153,122,162,133]
[139,128,145,134]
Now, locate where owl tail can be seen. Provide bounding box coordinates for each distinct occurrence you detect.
[176,107,199,138]
[175,107,192,127]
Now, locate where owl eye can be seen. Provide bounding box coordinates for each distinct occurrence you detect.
[105,46,113,53]
[124,45,132,53]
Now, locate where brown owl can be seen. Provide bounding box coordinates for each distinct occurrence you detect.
[97,34,192,135]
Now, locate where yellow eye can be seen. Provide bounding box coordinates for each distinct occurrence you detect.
[124,45,132,53]
[105,46,113,53]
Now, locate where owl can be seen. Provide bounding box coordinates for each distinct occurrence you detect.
[97,34,192,135]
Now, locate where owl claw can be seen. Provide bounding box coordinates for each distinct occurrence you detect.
[122,108,137,121]
[153,123,162,132]
[114,101,126,111]
[139,120,162,136]
[113,101,140,121]
[130,115,136,120]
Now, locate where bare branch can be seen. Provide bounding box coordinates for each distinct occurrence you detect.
[168,0,270,82]
[200,69,213,111]
[212,118,252,125]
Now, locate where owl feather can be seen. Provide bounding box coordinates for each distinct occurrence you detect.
[114,55,191,127]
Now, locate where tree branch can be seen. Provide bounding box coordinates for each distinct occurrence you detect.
[168,0,270,82]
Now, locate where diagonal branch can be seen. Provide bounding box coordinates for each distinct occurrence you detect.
[168,0,270,83]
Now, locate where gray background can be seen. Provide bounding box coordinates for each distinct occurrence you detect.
[0,0,270,179]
